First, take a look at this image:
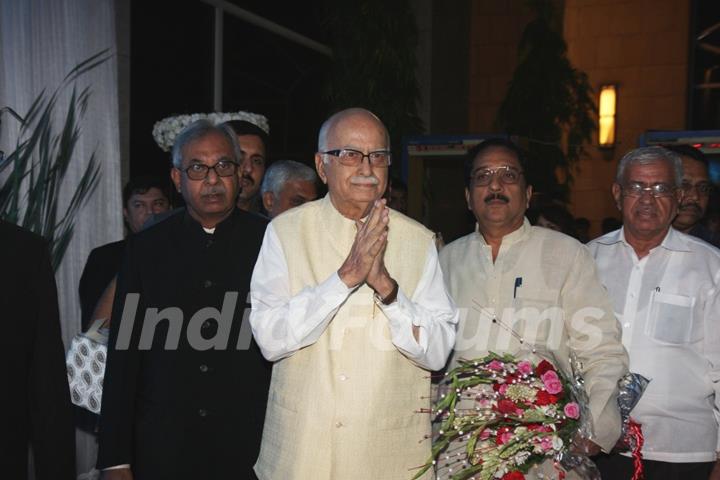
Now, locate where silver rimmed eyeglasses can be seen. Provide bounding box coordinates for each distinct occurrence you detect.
[622,181,676,198]
[470,166,524,187]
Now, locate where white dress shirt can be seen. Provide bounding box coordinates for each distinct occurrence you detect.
[250,222,458,371]
[588,227,720,462]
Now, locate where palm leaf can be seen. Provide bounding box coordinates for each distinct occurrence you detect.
[0,51,109,269]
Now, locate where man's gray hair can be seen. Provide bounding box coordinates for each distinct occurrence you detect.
[261,160,318,197]
[615,146,683,187]
[171,119,242,168]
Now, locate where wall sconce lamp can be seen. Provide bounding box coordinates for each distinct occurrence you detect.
[598,85,617,148]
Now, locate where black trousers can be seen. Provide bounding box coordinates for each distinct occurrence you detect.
[594,453,714,480]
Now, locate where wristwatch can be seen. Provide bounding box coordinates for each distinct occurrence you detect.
[374,279,399,305]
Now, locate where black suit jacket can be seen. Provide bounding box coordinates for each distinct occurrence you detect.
[78,239,126,331]
[0,220,75,480]
[97,209,271,479]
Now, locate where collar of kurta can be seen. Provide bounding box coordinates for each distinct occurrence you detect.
[475,217,532,248]
[596,226,691,253]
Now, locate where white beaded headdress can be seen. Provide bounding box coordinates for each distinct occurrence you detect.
[152,111,270,152]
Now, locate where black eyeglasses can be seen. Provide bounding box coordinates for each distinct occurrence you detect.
[622,181,676,198]
[321,149,392,167]
[181,160,239,180]
[470,166,524,187]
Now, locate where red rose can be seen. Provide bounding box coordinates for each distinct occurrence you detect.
[502,471,525,480]
[497,399,520,414]
[496,426,513,445]
[535,390,559,406]
[535,359,556,376]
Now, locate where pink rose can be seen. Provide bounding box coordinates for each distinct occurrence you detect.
[564,402,580,419]
[517,360,533,375]
[539,436,554,451]
[479,428,491,440]
[487,359,504,371]
[541,370,563,395]
[496,426,514,445]
[498,384,509,395]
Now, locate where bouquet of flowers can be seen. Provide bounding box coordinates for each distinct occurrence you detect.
[415,352,592,480]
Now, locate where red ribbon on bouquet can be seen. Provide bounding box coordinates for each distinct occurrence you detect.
[627,418,644,480]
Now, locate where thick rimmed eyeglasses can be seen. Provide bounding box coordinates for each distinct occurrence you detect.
[470,166,524,187]
[321,149,392,167]
[622,181,676,198]
[181,160,239,180]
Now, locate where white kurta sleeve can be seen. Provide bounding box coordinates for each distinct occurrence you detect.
[378,242,459,371]
[250,224,355,361]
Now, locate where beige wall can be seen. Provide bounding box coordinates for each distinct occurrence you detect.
[466,0,691,237]
[564,0,690,236]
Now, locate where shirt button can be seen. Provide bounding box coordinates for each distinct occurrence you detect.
[335,421,343,428]
[629,292,635,298]
[203,280,213,288]
[199,364,209,373]
[623,323,630,328]
[339,374,348,381]
[198,409,208,418]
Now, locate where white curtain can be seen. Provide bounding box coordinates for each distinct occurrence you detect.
[0,0,123,476]
[0,0,123,340]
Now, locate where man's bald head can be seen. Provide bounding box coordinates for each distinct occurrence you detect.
[317,108,390,152]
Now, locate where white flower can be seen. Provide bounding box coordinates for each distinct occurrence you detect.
[514,451,531,465]
[552,436,564,451]
[151,111,269,152]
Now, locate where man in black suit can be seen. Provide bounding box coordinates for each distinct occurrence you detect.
[97,120,270,480]
[79,176,172,330]
[0,220,75,479]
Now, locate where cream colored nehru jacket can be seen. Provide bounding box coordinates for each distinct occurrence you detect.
[250,195,458,479]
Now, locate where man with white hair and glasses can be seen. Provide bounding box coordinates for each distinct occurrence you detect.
[250,108,458,479]
[589,146,720,480]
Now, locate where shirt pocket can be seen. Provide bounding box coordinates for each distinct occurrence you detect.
[644,291,696,344]
[511,289,560,345]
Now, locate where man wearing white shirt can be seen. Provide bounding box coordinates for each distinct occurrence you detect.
[250,108,458,479]
[588,146,720,480]
[437,139,628,478]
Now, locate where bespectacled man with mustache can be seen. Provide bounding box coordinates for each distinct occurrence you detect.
[666,144,719,248]
[249,108,458,479]
[98,120,270,480]
[437,138,628,478]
